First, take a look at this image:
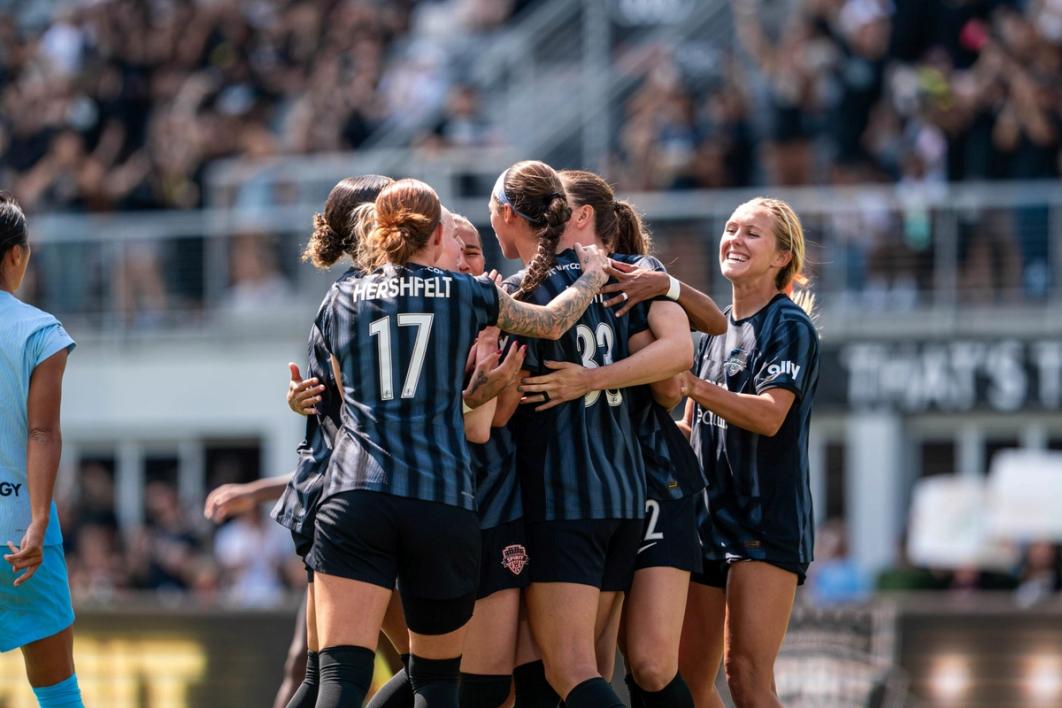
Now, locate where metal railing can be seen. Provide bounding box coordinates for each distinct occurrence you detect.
[20,180,1062,340]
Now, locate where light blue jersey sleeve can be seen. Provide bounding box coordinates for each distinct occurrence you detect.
[25,322,76,374]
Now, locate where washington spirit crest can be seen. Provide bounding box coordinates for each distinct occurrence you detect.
[501,544,529,575]
[724,349,748,377]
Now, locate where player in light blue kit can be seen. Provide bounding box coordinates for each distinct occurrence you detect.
[0,194,85,708]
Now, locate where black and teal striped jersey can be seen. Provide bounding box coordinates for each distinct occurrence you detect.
[627,385,705,501]
[272,273,351,535]
[506,248,648,522]
[470,423,522,529]
[320,263,500,510]
[691,294,819,565]
[610,253,705,501]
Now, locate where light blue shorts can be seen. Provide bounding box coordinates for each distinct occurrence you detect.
[0,544,75,652]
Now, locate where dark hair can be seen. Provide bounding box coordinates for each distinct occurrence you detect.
[494,161,570,299]
[367,179,442,266]
[560,170,652,256]
[0,193,27,260]
[303,175,394,268]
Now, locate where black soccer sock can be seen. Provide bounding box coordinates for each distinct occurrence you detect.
[563,677,624,708]
[623,670,646,708]
[366,653,414,708]
[409,655,461,708]
[513,661,561,708]
[635,672,694,708]
[459,672,512,707]
[284,650,319,708]
[315,645,375,708]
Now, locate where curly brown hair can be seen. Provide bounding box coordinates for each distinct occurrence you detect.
[302,175,393,268]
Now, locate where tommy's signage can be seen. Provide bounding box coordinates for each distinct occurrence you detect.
[818,339,1062,413]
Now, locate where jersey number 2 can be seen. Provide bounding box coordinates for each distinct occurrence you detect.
[575,323,622,408]
[369,314,434,400]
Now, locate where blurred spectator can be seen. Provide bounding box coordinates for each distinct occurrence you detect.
[214,508,300,607]
[67,523,129,602]
[417,84,500,151]
[224,232,293,312]
[1014,540,1062,608]
[128,481,203,592]
[806,519,872,605]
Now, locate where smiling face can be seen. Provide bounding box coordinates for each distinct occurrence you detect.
[455,219,485,276]
[719,202,792,287]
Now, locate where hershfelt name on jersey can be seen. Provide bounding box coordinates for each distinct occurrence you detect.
[350,273,454,301]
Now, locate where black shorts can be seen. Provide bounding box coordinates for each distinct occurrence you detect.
[634,496,703,574]
[308,490,481,634]
[292,529,314,583]
[478,518,530,600]
[691,557,809,588]
[527,518,642,592]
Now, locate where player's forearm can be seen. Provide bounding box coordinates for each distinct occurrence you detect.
[26,428,62,523]
[649,375,683,411]
[464,398,496,444]
[677,283,727,335]
[498,269,606,340]
[492,377,525,427]
[685,377,785,437]
[588,335,692,391]
[248,475,294,503]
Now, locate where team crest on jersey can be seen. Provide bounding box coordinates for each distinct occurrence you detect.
[501,544,529,575]
[724,349,748,377]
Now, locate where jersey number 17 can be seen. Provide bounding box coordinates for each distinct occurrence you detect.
[369,313,434,400]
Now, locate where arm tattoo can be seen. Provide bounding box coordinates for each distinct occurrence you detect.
[496,269,606,339]
[466,368,489,397]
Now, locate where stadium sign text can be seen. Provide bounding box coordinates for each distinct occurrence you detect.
[818,339,1062,412]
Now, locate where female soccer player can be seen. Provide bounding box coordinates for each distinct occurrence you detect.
[516,170,720,708]
[0,194,85,708]
[361,211,526,708]
[449,214,528,708]
[307,178,609,708]
[272,178,513,708]
[678,197,819,708]
[490,162,692,708]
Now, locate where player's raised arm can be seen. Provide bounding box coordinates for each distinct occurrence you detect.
[602,260,727,335]
[494,242,608,340]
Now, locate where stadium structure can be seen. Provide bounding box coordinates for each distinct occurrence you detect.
[1,0,1061,706]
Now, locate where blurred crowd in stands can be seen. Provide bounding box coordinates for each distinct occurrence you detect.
[59,459,306,608]
[804,519,1062,607]
[2,0,1058,214]
[0,0,526,213]
[0,0,1056,321]
[52,461,1062,608]
[612,0,1062,190]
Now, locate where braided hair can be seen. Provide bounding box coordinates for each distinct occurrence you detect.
[492,161,571,300]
